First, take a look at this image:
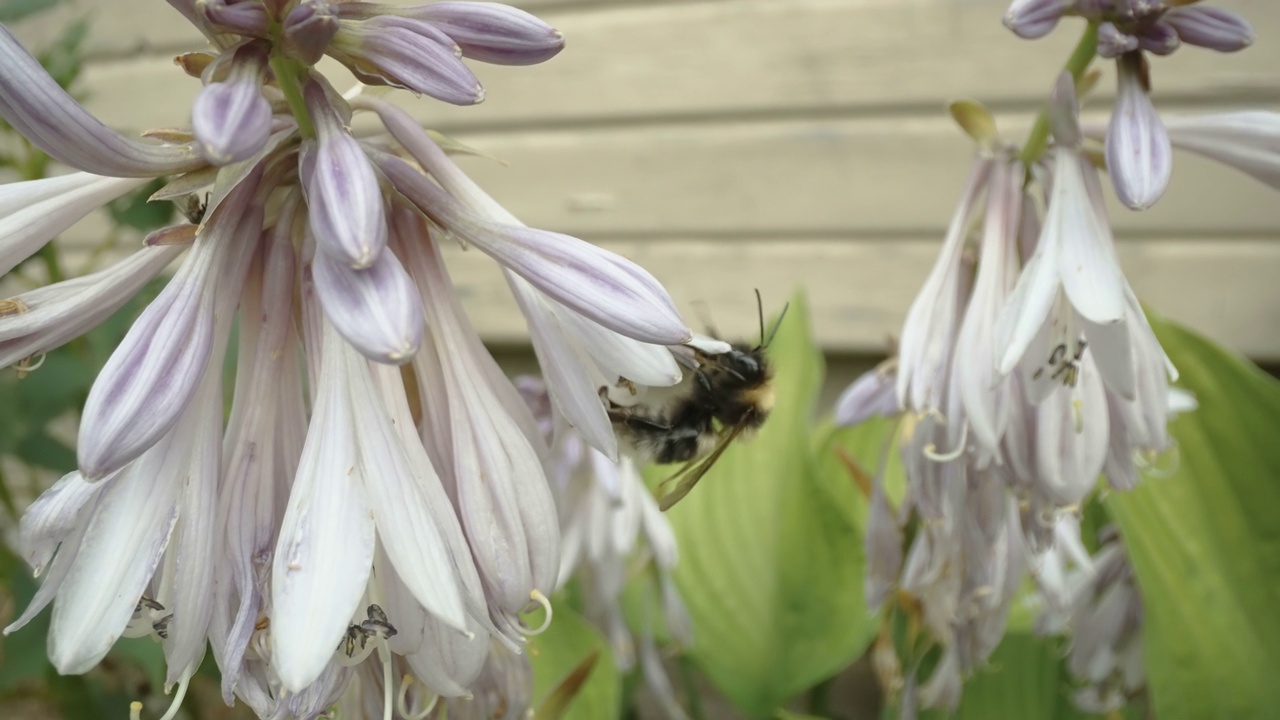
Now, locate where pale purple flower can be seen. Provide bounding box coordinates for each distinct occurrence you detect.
[3,2,689,717]
[1164,111,1280,189]
[1106,53,1172,210]
[1004,0,1069,39]
[329,15,484,105]
[895,158,993,413]
[834,358,899,427]
[1164,5,1254,52]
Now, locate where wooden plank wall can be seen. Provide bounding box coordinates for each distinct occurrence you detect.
[11,0,1280,359]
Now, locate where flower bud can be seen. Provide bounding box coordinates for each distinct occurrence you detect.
[1003,0,1068,39]
[330,16,483,105]
[1096,22,1138,58]
[192,80,272,164]
[1163,5,1254,53]
[1136,21,1180,55]
[1106,54,1171,210]
[414,1,565,66]
[282,0,339,65]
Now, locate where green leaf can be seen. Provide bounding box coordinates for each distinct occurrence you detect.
[529,602,620,720]
[0,0,67,24]
[664,292,876,718]
[1105,316,1280,720]
[106,178,173,232]
[946,634,1091,720]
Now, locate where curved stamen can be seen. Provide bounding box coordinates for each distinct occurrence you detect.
[521,589,554,636]
[14,352,47,376]
[397,673,438,720]
[156,670,192,720]
[129,701,143,720]
[923,421,969,462]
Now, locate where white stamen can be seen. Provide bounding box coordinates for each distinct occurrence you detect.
[129,701,143,720]
[156,670,192,720]
[397,674,438,720]
[522,589,554,636]
[923,421,969,462]
[379,644,394,720]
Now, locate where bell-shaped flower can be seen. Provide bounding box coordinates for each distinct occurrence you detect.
[270,318,377,692]
[0,25,203,176]
[1106,54,1172,210]
[953,158,1023,466]
[406,1,565,66]
[0,173,150,277]
[300,79,388,269]
[198,0,269,37]
[998,75,1133,396]
[896,158,992,412]
[191,43,272,165]
[282,0,339,64]
[76,174,262,480]
[374,156,689,349]
[1003,0,1069,39]
[834,358,899,427]
[0,244,182,368]
[1163,5,1254,52]
[329,15,484,105]
[309,240,424,364]
[410,229,560,638]
[1164,111,1280,189]
[1097,22,1139,58]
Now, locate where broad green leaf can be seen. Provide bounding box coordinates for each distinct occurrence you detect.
[664,292,875,717]
[1106,317,1280,720]
[947,634,1091,720]
[529,602,620,720]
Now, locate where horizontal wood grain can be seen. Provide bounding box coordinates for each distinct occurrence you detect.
[32,234,1277,359]
[35,0,1280,134]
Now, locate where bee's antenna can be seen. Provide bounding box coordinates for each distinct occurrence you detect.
[762,301,790,349]
[755,289,766,348]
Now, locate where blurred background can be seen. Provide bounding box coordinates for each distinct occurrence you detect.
[11,0,1280,401]
[2,1,1279,718]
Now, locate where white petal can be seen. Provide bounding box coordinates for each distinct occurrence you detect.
[17,470,110,573]
[272,322,376,692]
[48,435,185,674]
[1081,314,1135,401]
[1054,152,1126,325]
[508,273,618,460]
[996,248,1060,374]
[348,353,468,631]
[0,175,146,277]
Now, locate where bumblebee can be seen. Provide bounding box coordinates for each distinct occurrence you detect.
[605,292,786,510]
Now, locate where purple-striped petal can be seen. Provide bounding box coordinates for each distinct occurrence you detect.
[0,25,202,176]
[1106,55,1172,210]
[310,244,423,364]
[1163,5,1253,52]
[413,1,565,66]
[192,81,272,165]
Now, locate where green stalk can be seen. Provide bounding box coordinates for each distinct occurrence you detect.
[1019,22,1100,169]
[269,54,317,140]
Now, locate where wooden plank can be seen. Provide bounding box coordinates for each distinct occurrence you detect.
[8,0,597,60]
[32,235,1280,359]
[439,113,1280,237]
[437,236,1280,359]
[62,0,1280,133]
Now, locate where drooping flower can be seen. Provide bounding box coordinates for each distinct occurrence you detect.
[1,3,693,718]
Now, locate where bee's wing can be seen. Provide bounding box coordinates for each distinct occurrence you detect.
[657,419,751,511]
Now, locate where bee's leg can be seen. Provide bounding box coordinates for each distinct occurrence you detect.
[655,426,705,464]
[606,409,673,432]
[694,369,714,394]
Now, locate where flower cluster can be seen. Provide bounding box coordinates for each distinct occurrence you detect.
[837,2,1275,710]
[0,2,694,719]
[517,376,694,720]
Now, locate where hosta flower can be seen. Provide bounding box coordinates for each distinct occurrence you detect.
[837,81,1187,712]
[1,3,692,718]
[518,376,694,718]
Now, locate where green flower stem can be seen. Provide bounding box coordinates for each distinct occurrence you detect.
[1019,21,1100,170]
[269,54,316,140]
